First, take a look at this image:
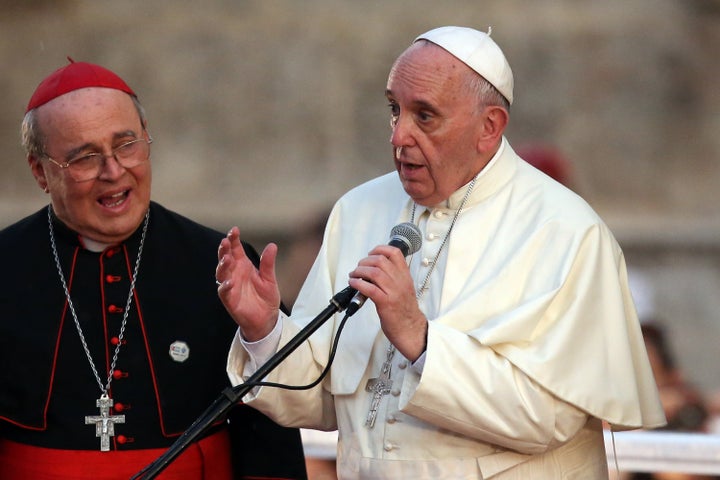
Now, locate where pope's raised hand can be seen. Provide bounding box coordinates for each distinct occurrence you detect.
[216,226,281,341]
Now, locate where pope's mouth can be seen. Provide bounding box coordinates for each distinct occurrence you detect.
[398,162,424,176]
[99,190,129,208]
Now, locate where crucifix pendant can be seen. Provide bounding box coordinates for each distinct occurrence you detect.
[364,346,396,428]
[85,393,125,451]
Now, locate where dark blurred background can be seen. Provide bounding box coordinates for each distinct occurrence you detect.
[2,0,719,420]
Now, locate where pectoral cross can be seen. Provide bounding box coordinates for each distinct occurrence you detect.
[85,393,125,451]
[364,345,396,428]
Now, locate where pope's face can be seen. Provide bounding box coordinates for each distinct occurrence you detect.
[386,42,489,207]
[31,87,152,244]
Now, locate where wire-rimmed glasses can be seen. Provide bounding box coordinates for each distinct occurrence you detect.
[44,136,153,182]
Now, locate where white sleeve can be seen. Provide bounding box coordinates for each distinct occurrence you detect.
[240,313,284,375]
[399,321,589,455]
[227,313,283,386]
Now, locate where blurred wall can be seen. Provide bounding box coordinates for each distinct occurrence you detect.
[2,0,719,395]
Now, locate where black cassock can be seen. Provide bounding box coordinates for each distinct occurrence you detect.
[0,202,307,479]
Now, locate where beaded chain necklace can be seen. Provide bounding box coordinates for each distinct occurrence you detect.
[47,205,149,451]
[364,175,478,428]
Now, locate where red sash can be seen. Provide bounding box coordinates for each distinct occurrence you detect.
[0,429,232,480]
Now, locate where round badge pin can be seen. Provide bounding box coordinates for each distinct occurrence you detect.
[169,340,190,363]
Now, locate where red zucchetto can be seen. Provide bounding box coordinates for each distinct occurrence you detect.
[26,57,135,112]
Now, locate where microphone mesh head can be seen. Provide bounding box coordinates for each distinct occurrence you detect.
[390,222,423,255]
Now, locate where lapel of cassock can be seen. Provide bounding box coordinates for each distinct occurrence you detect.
[331,144,518,393]
[440,140,519,315]
[331,175,415,394]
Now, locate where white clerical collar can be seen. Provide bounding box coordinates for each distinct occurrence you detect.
[81,236,113,253]
[476,136,506,182]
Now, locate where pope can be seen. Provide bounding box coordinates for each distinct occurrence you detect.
[216,26,666,479]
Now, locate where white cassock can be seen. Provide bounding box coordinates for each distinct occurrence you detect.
[228,138,666,479]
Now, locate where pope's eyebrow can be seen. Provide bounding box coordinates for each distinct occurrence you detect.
[385,90,439,114]
[412,99,438,113]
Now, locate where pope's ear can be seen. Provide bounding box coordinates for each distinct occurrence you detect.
[477,105,509,151]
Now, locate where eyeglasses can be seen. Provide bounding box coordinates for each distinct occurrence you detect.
[44,136,153,182]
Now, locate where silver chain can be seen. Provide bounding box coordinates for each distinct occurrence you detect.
[411,174,478,298]
[365,176,479,427]
[47,205,149,395]
[379,175,479,366]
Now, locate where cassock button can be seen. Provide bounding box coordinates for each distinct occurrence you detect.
[114,402,129,413]
[117,435,133,445]
[398,361,408,370]
[113,369,128,380]
[433,210,445,218]
[108,304,124,314]
[391,388,400,397]
[422,258,431,267]
[106,275,122,283]
[110,336,126,346]
[427,233,436,241]
[386,414,397,424]
[383,442,394,452]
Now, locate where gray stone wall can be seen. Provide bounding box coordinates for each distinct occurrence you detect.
[2,1,719,399]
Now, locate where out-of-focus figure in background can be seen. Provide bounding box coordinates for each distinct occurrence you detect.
[515,143,575,191]
[641,322,708,435]
[618,320,717,480]
[519,146,716,480]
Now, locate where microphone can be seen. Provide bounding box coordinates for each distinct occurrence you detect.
[346,222,422,316]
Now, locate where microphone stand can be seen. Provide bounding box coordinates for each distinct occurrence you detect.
[132,286,357,479]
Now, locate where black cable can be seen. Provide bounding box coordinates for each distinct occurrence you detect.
[241,310,351,392]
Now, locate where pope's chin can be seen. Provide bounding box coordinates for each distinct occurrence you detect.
[398,178,428,205]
